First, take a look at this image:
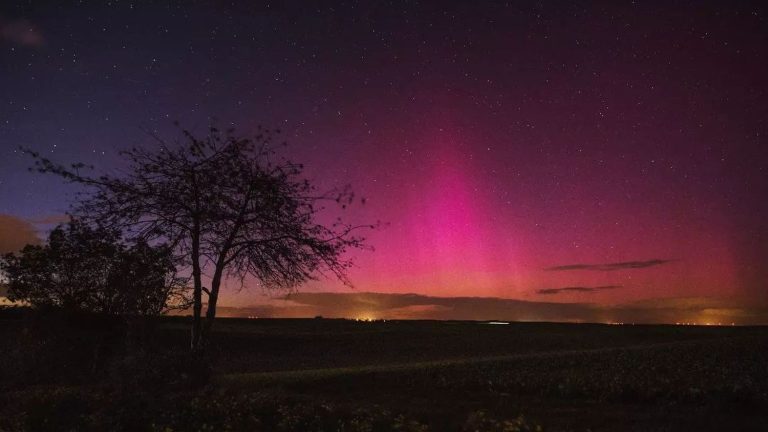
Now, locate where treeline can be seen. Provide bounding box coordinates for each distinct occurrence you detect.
[2,220,188,315]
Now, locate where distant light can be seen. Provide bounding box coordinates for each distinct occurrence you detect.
[484,321,509,325]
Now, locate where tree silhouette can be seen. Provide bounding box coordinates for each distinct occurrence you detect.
[26,126,372,350]
[1,220,188,315]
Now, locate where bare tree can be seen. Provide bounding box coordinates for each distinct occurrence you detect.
[26,125,372,350]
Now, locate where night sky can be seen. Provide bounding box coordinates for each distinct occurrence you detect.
[1,1,767,322]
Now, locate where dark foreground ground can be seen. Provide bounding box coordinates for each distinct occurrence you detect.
[1,311,767,431]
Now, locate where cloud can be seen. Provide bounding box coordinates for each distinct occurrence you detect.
[0,16,44,48]
[27,214,71,225]
[0,214,42,254]
[209,292,768,325]
[537,285,622,295]
[212,292,596,322]
[544,259,673,272]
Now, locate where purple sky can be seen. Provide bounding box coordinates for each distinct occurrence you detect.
[1,1,767,322]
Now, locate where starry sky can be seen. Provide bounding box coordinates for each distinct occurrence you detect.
[1,1,767,322]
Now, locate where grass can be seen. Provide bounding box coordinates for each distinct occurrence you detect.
[209,320,768,431]
[1,312,767,431]
[216,336,741,385]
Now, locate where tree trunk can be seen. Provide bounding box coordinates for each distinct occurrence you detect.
[191,285,202,350]
[190,227,204,351]
[201,266,223,344]
[201,292,218,341]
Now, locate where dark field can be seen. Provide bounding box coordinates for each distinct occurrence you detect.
[2,313,767,431]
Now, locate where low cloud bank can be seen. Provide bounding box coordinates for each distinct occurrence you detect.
[0,214,42,254]
[214,292,768,325]
[537,285,622,295]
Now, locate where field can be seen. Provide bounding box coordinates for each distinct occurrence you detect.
[1,313,767,431]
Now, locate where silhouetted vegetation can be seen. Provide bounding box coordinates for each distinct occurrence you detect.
[1,220,188,315]
[26,126,372,350]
